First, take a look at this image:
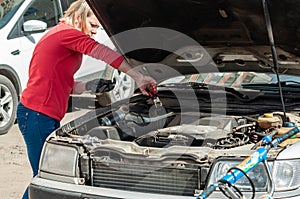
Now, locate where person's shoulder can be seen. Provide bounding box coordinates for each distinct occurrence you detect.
[50,22,84,39]
[56,22,76,32]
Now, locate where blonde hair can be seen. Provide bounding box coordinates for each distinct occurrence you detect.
[60,0,94,34]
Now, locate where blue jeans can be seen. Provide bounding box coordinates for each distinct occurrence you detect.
[16,102,60,199]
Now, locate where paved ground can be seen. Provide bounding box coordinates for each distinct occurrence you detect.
[0,110,87,199]
[0,122,31,199]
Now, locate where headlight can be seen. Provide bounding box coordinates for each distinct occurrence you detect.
[208,158,269,192]
[39,142,79,177]
[273,159,300,191]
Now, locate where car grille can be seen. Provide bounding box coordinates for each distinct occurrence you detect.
[92,161,200,196]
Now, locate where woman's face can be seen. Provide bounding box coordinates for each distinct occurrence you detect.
[85,14,100,36]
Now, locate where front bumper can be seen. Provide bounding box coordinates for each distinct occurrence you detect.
[29,177,194,199]
[29,177,300,199]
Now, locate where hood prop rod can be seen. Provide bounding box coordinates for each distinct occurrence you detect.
[262,0,287,123]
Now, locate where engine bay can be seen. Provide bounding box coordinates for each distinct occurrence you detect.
[55,93,300,151]
[49,91,300,196]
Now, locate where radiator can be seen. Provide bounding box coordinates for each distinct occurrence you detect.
[92,160,200,196]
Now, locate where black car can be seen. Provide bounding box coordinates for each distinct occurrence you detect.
[29,1,300,199]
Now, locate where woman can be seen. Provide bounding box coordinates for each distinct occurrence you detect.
[16,0,157,198]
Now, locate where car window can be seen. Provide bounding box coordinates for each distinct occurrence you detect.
[23,0,62,28]
[191,72,273,87]
[162,72,300,88]
[0,0,25,29]
[8,0,63,39]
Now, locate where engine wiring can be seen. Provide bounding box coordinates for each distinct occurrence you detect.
[213,121,269,149]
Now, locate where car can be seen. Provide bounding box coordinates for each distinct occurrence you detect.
[0,0,135,135]
[29,0,300,199]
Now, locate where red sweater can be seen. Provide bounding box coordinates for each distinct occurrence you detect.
[20,22,124,121]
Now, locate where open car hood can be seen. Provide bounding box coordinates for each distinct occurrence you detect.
[86,0,300,79]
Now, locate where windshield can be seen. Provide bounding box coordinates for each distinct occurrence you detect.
[162,72,300,89]
[0,0,25,29]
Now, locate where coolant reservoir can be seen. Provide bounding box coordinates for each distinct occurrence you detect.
[258,113,282,129]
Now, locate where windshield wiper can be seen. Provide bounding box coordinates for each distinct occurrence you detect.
[161,82,250,99]
[242,81,300,92]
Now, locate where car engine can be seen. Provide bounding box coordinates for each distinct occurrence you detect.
[52,93,300,197]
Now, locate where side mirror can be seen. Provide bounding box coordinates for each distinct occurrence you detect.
[23,20,47,34]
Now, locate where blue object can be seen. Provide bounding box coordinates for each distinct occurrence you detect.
[221,147,268,184]
[197,123,299,199]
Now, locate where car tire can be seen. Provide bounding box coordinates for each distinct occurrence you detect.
[0,75,18,135]
[97,66,135,106]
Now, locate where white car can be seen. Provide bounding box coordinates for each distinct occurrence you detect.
[0,0,134,135]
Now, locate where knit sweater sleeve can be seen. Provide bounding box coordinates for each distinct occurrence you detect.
[87,42,124,68]
[60,27,124,69]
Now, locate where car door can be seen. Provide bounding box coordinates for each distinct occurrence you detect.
[8,0,65,90]
[0,0,69,135]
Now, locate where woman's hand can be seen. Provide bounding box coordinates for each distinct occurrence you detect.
[135,75,157,96]
[117,60,158,96]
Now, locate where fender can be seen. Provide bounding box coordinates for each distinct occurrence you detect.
[0,64,22,97]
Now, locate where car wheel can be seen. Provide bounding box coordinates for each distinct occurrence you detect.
[97,66,135,106]
[0,75,18,135]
